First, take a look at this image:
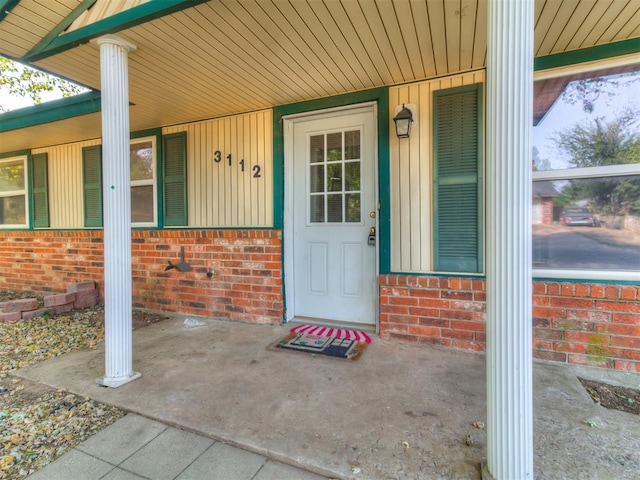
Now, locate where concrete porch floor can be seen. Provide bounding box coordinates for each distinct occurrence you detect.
[16,316,640,480]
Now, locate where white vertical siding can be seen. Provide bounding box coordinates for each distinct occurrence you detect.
[33,139,101,229]
[389,70,485,272]
[163,109,273,227]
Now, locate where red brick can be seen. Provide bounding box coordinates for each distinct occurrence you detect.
[533,282,547,295]
[550,297,594,309]
[596,301,640,313]
[590,285,605,298]
[533,350,567,362]
[0,311,22,323]
[44,293,76,307]
[620,287,638,301]
[53,303,75,315]
[574,284,590,297]
[533,296,549,306]
[22,308,51,320]
[613,360,640,372]
[408,325,441,336]
[452,340,484,352]
[67,281,96,293]
[612,313,640,324]
[442,329,475,340]
[74,290,99,309]
[611,336,640,349]
[605,286,620,299]
[0,298,38,313]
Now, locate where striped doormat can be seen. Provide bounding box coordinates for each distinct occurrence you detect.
[275,324,371,360]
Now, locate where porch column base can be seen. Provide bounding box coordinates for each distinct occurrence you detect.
[96,371,141,388]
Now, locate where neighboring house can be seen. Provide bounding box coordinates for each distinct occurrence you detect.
[0,0,638,371]
[532,181,559,225]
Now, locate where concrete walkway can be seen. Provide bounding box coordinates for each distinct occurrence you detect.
[17,316,640,480]
[28,413,326,480]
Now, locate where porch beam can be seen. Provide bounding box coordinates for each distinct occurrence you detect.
[484,0,534,479]
[93,34,140,388]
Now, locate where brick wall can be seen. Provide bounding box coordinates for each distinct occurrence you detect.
[379,274,640,373]
[0,230,283,324]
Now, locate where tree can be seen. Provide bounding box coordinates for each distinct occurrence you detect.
[0,56,84,111]
[553,111,640,215]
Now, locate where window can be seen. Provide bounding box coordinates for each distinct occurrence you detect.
[533,61,640,277]
[130,138,156,226]
[0,156,27,227]
[82,136,161,227]
[308,129,362,224]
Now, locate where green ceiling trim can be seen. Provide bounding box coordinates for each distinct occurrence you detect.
[0,148,29,159]
[25,0,97,61]
[0,91,101,132]
[0,0,21,23]
[534,38,640,71]
[24,0,209,62]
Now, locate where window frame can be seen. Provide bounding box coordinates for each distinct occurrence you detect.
[0,155,29,229]
[129,135,158,227]
[532,57,640,282]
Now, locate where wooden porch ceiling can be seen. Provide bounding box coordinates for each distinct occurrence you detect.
[1,0,639,152]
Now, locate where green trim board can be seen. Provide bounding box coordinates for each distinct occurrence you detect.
[24,0,210,62]
[534,38,640,71]
[272,87,391,271]
[0,91,101,132]
[25,0,97,58]
[0,149,29,159]
[0,0,21,23]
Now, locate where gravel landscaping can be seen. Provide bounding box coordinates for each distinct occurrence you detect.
[0,290,167,479]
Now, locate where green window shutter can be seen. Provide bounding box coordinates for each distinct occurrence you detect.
[163,132,187,226]
[82,145,103,227]
[31,153,49,228]
[433,83,483,273]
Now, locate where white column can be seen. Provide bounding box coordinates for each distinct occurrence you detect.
[484,0,534,479]
[93,35,141,388]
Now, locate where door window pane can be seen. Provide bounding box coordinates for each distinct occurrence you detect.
[345,130,360,160]
[327,163,342,192]
[346,193,361,222]
[310,195,324,223]
[345,161,360,191]
[310,135,324,164]
[327,133,342,161]
[310,165,324,193]
[327,194,343,222]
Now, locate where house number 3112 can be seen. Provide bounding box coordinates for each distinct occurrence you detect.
[212,150,261,178]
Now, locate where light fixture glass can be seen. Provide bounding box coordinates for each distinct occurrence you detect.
[393,104,413,138]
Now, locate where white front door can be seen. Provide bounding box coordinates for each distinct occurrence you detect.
[285,106,377,326]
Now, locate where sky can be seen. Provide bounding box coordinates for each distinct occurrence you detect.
[533,70,640,170]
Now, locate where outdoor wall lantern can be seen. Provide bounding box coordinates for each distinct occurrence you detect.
[393,104,414,138]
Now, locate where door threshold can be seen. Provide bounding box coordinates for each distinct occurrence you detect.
[288,316,376,333]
